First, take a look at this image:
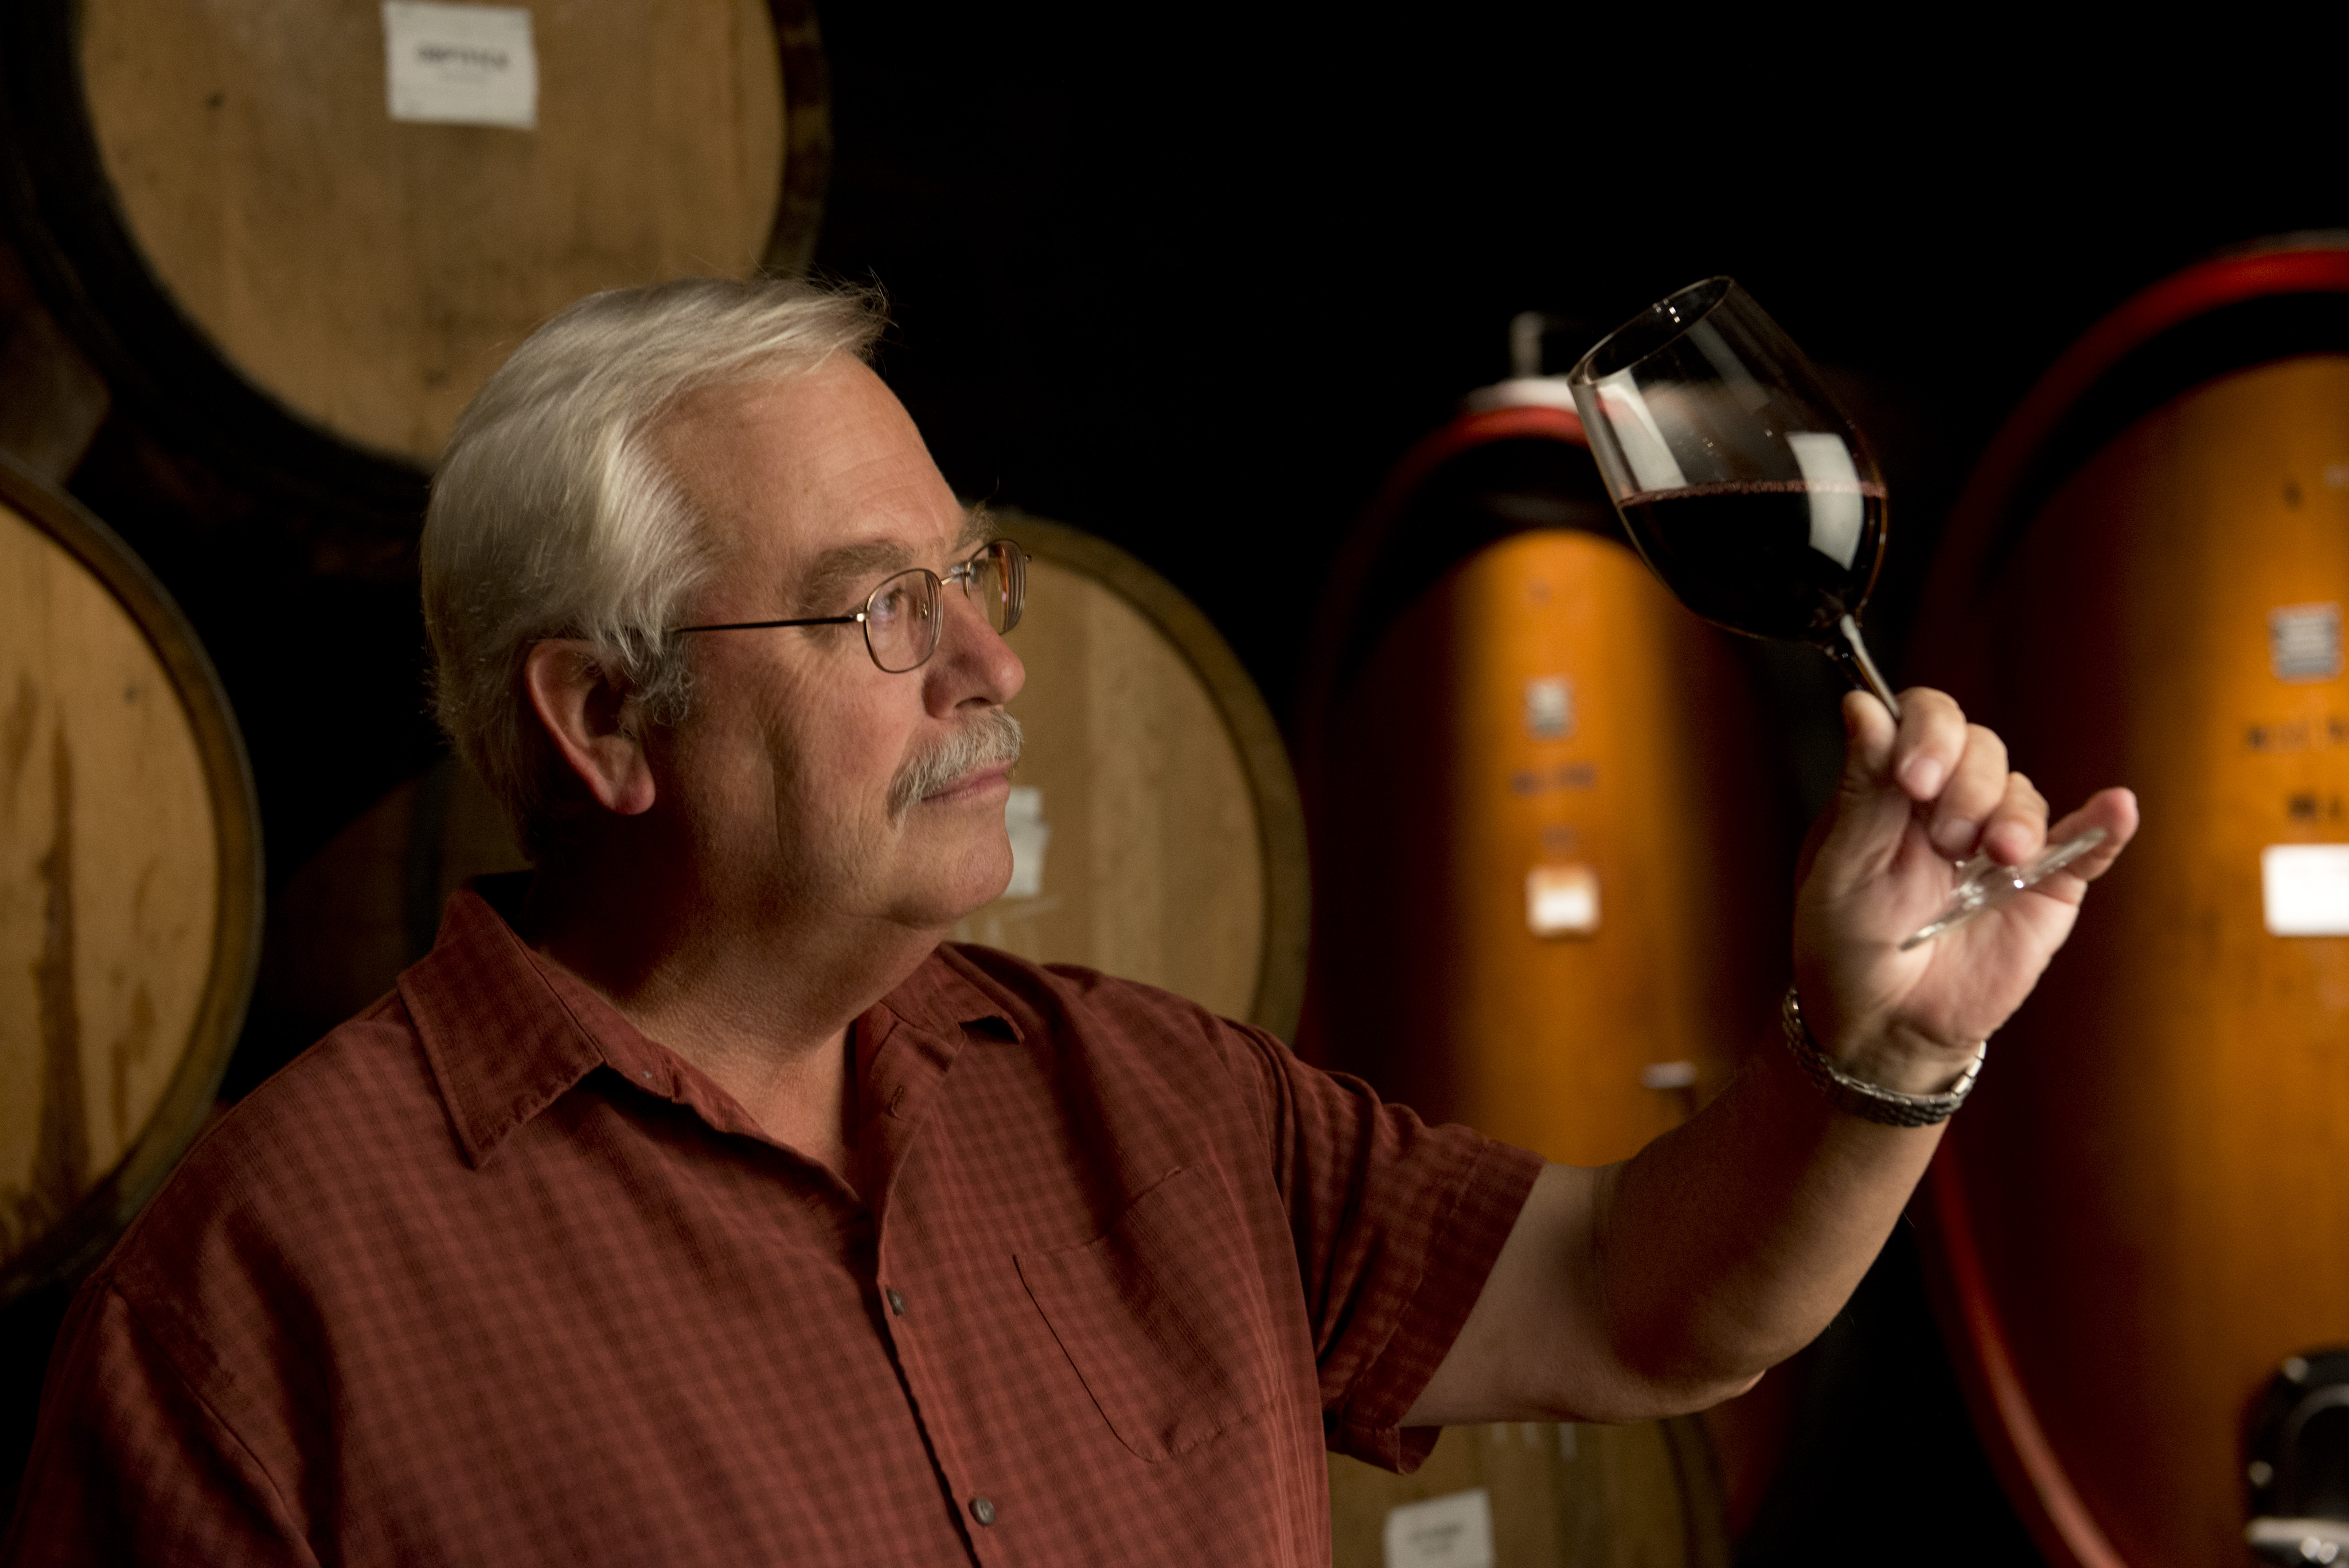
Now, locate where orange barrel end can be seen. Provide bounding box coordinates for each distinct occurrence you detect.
[1300,396,1793,1546]
[1910,239,2349,1568]
[1304,403,1786,1167]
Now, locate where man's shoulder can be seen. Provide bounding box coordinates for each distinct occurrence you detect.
[202,987,447,1164]
[105,990,454,1294]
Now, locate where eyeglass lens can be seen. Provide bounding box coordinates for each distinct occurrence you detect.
[969,540,1025,637]
[863,540,1026,673]
[863,570,941,673]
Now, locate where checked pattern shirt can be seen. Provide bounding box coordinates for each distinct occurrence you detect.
[7,882,1540,1566]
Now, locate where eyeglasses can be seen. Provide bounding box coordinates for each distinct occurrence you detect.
[673,538,1027,673]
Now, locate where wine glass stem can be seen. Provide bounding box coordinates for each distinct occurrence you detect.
[1827,613,1902,719]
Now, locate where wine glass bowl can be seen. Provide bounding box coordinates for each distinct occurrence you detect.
[1568,277,1898,709]
[1568,277,2101,947]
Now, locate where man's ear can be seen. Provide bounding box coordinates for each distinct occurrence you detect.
[523,639,657,817]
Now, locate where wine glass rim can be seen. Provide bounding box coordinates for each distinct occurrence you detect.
[1568,276,1738,385]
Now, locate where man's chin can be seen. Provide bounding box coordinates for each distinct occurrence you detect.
[883,837,1016,933]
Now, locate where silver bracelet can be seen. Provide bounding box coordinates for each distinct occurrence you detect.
[1780,985,1984,1128]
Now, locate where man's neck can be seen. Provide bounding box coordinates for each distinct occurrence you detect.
[516,852,942,1183]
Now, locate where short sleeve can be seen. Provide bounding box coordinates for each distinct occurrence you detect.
[3,1276,317,1566]
[1223,1027,1543,1472]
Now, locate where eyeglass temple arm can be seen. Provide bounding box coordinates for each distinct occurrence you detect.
[672,613,863,634]
[674,543,1015,636]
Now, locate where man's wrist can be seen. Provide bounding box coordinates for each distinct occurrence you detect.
[1780,985,1984,1128]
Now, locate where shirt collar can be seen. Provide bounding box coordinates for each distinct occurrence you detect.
[871,943,1025,1046]
[398,878,1023,1170]
[398,880,613,1169]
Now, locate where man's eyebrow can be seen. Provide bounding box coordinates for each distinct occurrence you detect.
[954,503,997,552]
[796,540,914,614]
[793,510,995,614]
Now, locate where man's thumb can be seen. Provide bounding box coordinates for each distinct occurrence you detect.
[1837,689,1899,801]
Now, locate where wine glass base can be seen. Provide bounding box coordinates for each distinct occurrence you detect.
[1899,828,2110,950]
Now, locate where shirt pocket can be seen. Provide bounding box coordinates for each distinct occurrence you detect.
[1014,1164,1278,1462]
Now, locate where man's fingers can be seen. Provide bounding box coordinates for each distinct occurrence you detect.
[1821,691,2138,903]
[1977,770,2048,867]
[1837,689,1898,790]
[1928,724,2011,857]
[1890,688,1970,802]
[1814,691,1907,887]
[2040,787,2141,884]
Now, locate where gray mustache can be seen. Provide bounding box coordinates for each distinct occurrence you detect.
[888,708,1024,821]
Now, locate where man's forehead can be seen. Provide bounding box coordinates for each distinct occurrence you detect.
[661,362,970,561]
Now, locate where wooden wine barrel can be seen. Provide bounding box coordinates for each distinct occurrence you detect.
[0,0,829,513]
[973,512,1310,1036]
[0,452,260,1302]
[1328,1418,1729,1568]
[1302,399,1794,1543]
[260,510,1309,1051]
[1909,240,2349,1568]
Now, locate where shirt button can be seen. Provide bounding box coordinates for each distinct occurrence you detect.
[885,1288,906,1316]
[969,1497,996,1527]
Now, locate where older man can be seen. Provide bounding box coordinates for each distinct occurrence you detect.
[6,278,2134,1565]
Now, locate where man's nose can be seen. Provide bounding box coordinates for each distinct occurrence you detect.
[927,586,1025,710]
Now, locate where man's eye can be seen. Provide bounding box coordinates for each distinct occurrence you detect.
[868,586,910,625]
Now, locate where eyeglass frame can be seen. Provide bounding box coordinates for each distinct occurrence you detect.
[670,537,1027,673]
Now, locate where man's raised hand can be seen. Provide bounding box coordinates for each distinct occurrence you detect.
[1791,687,2140,1095]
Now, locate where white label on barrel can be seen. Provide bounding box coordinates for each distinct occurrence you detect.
[2262,844,2349,935]
[1523,676,1574,739]
[1382,1488,1493,1568]
[382,3,539,130]
[2269,603,2343,682]
[1004,786,1052,898]
[1525,863,1598,937]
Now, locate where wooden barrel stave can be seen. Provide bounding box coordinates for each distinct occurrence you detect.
[1328,1418,1730,1568]
[967,512,1308,1037]
[0,454,259,1300]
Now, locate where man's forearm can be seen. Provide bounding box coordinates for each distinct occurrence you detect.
[1590,1035,1948,1406]
[1403,1032,1954,1429]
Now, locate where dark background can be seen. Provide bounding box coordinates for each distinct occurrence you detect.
[10,7,2348,1560]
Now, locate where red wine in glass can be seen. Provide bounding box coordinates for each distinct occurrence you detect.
[1614,481,1886,640]
[1568,279,2102,947]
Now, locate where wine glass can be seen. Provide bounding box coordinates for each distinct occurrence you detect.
[1566,277,2104,949]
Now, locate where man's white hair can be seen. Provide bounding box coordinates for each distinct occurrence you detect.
[422,275,887,860]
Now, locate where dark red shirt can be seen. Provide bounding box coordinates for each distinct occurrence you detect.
[6,883,1540,1566]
